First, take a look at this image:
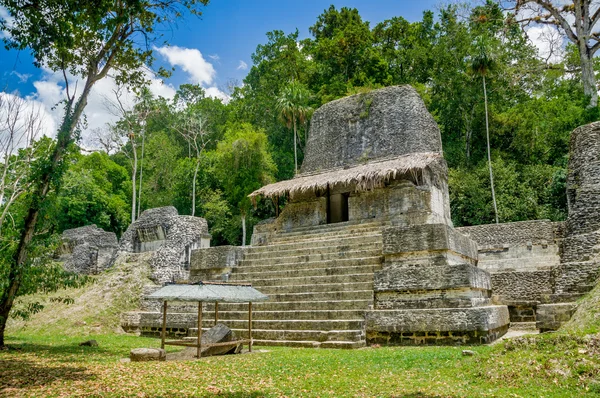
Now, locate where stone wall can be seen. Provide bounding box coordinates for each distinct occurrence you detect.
[457,220,561,324]
[301,85,442,173]
[189,246,247,282]
[57,225,118,274]
[554,122,600,301]
[119,206,211,283]
[368,223,509,345]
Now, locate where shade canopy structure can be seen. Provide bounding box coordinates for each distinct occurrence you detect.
[248,152,445,202]
[149,282,268,358]
[147,282,269,303]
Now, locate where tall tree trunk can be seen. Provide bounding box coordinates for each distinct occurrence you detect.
[192,158,200,216]
[137,131,145,219]
[483,76,499,224]
[293,115,298,175]
[241,212,246,247]
[0,75,94,348]
[131,138,137,224]
[579,45,598,108]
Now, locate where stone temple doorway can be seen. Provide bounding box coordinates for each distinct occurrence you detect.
[327,193,349,224]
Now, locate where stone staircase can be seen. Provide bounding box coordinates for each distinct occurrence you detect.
[130,221,385,348]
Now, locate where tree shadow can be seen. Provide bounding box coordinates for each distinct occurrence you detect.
[3,341,113,362]
[0,358,92,393]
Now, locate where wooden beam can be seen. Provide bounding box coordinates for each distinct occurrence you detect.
[197,301,203,359]
[161,301,167,349]
[215,301,219,325]
[248,302,253,353]
[163,339,250,348]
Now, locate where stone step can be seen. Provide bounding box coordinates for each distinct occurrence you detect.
[253,340,366,349]
[236,273,376,287]
[250,234,382,253]
[263,289,373,303]
[201,319,365,331]
[242,243,382,261]
[213,309,367,321]
[206,299,374,312]
[236,256,382,273]
[230,264,381,280]
[257,281,373,294]
[238,249,383,266]
[272,221,384,238]
[270,227,383,244]
[188,327,365,342]
[136,312,364,331]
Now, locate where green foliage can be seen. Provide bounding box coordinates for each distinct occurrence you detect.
[215,123,276,214]
[450,158,567,226]
[52,152,129,236]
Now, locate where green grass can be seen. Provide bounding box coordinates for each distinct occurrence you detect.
[1,331,599,397]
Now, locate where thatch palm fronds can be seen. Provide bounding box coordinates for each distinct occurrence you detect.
[249,152,445,204]
[276,81,314,174]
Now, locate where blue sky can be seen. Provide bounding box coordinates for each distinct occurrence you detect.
[0,0,441,140]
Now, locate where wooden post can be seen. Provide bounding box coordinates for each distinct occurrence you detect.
[248,302,253,352]
[197,301,203,359]
[161,301,167,349]
[214,301,219,325]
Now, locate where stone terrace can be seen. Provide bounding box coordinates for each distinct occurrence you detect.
[131,220,385,348]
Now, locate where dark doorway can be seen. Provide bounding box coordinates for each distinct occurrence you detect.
[328,193,349,224]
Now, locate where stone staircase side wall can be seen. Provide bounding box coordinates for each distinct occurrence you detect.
[457,220,562,322]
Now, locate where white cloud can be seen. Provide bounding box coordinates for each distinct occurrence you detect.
[0,6,14,39]
[237,60,248,71]
[208,54,220,61]
[11,71,31,83]
[155,45,216,85]
[205,86,230,103]
[14,67,176,148]
[0,91,57,151]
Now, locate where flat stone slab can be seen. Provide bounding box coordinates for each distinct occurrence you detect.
[366,305,510,334]
[130,348,166,362]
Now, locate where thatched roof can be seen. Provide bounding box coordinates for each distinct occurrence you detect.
[249,152,444,201]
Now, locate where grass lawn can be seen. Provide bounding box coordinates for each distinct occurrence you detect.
[1,331,599,397]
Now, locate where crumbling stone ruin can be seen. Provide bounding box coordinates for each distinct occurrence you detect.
[457,122,600,332]
[123,89,600,347]
[119,206,211,283]
[124,86,510,347]
[58,207,211,287]
[56,225,118,274]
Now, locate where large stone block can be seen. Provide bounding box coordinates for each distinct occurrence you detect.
[58,225,119,274]
[374,263,491,292]
[536,303,577,332]
[490,270,554,303]
[301,85,442,173]
[189,246,247,282]
[382,223,478,262]
[274,198,327,232]
[119,206,211,283]
[366,305,509,345]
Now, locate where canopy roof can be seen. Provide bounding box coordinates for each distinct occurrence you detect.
[147,282,269,303]
[249,152,444,201]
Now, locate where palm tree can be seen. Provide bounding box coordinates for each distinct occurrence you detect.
[471,37,499,224]
[276,81,313,174]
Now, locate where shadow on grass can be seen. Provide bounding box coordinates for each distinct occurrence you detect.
[391,394,454,398]
[3,340,115,362]
[0,358,92,392]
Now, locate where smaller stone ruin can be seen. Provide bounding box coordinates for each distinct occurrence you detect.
[119,206,211,283]
[56,225,119,274]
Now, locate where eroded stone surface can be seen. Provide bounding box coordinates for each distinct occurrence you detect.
[130,348,166,362]
[57,225,118,274]
[301,85,442,173]
[119,206,211,283]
